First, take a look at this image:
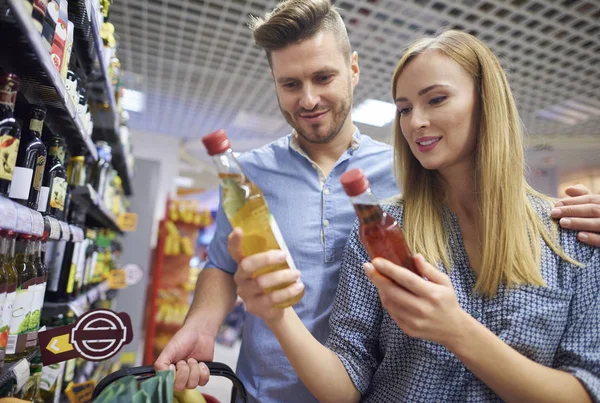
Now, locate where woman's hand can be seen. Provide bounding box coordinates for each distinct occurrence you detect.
[365,254,469,348]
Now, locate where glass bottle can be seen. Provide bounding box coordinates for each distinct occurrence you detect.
[340,168,417,273]
[25,238,46,351]
[5,234,36,360]
[0,74,22,198]
[202,129,302,308]
[9,106,47,210]
[40,133,67,219]
[90,141,112,199]
[66,146,87,187]
[21,349,42,401]
[32,0,48,34]
[0,231,17,368]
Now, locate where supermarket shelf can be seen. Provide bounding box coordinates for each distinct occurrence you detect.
[0,196,83,240]
[0,348,38,390]
[85,0,134,196]
[71,185,122,233]
[44,281,112,316]
[0,0,97,160]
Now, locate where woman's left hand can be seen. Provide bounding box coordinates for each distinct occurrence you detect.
[365,254,469,348]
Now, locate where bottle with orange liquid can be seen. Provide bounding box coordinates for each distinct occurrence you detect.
[202,129,303,308]
[340,168,418,274]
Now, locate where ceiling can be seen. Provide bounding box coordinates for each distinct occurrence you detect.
[109,0,600,165]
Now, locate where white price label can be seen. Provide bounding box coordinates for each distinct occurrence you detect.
[46,217,60,240]
[68,295,87,317]
[59,221,71,241]
[31,211,44,236]
[12,358,30,392]
[15,205,33,234]
[0,197,17,230]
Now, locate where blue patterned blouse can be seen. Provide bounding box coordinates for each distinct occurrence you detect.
[326,195,600,402]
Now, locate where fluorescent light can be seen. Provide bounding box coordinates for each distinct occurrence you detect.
[548,105,588,121]
[175,176,194,188]
[353,99,396,127]
[122,89,146,112]
[536,110,578,125]
[562,100,600,116]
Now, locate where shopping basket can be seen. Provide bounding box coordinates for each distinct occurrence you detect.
[92,362,247,403]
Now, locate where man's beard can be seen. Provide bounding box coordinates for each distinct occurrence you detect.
[279,84,353,145]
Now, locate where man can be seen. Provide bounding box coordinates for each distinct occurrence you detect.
[155,1,600,401]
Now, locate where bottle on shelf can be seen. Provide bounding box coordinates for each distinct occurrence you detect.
[61,309,77,391]
[25,237,47,351]
[340,168,417,273]
[0,231,17,370]
[20,349,43,401]
[0,73,22,198]
[5,234,37,361]
[41,0,59,52]
[9,106,47,210]
[66,146,87,187]
[202,129,302,308]
[31,0,48,34]
[40,132,68,219]
[90,141,112,200]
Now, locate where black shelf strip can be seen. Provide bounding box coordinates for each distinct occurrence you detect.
[71,184,122,233]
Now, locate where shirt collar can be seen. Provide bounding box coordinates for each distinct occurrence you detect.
[289,128,362,157]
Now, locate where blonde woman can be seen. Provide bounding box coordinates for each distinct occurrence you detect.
[229,30,599,402]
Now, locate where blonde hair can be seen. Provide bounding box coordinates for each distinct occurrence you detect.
[249,0,351,67]
[391,30,579,296]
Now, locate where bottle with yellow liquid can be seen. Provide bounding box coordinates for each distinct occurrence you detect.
[202,129,303,308]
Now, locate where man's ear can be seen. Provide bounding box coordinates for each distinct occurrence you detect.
[351,51,360,87]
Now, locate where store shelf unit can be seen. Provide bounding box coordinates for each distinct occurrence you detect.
[82,0,134,196]
[44,281,112,317]
[0,349,38,391]
[71,185,122,233]
[0,0,97,160]
[0,196,84,241]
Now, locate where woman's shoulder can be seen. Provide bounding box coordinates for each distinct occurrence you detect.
[381,195,405,216]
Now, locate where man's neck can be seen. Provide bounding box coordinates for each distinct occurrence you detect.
[296,120,357,176]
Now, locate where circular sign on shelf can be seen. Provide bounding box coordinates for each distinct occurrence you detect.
[70,309,133,361]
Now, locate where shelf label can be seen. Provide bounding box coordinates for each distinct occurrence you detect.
[0,197,17,230]
[65,380,96,403]
[108,269,127,289]
[70,226,84,242]
[12,358,31,392]
[118,212,138,232]
[46,217,61,240]
[59,221,71,241]
[15,204,33,234]
[31,211,44,236]
[39,309,133,365]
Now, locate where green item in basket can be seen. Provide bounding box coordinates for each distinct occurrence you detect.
[156,369,174,403]
[133,389,152,403]
[141,376,160,403]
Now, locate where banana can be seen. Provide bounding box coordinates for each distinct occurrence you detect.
[174,388,207,403]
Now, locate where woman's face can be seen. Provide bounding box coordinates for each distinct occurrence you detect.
[394,50,480,175]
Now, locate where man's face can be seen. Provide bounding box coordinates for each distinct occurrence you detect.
[271,30,359,144]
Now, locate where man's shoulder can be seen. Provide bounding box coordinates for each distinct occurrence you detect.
[358,134,393,154]
[237,135,291,169]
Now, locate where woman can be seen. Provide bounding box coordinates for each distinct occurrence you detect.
[229,30,600,402]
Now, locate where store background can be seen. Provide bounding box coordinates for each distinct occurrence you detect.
[109,0,599,401]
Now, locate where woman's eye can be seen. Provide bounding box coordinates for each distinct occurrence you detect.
[398,107,411,116]
[430,96,447,105]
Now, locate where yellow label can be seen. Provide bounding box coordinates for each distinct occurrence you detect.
[65,380,96,403]
[32,155,45,190]
[66,263,76,294]
[0,135,20,180]
[50,177,67,210]
[46,333,73,354]
[108,269,127,289]
[118,213,138,232]
[29,119,43,133]
[49,145,65,163]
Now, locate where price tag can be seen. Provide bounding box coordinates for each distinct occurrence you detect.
[59,221,71,241]
[118,213,138,232]
[12,358,30,392]
[15,204,33,234]
[108,270,127,289]
[46,217,61,240]
[65,380,96,403]
[31,211,44,237]
[0,196,17,230]
[70,226,84,242]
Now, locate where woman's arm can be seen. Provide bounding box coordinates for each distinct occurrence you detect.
[369,254,598,403]
[266,309,360,403]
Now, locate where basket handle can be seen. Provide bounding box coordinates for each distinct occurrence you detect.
[92,362,247,403]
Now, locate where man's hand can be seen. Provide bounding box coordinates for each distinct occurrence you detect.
[154,324,214,391]
[229,228,304,324]
[551,184,600,247]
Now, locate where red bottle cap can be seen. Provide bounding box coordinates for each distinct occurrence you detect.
[340,168,370,197]
[202,129,231,156]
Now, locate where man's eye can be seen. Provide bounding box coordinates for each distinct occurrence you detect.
[316,75,332,82]
[283,82,297,89]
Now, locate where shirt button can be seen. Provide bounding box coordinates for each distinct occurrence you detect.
[471,310,481,319]
[324,188,330,195]
[323,219,330,227]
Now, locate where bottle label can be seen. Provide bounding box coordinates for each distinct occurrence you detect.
[49,145,65,163]
[0,289,7,359]
[40,361,64,391]
[32,0,47,32]
[6,279,35,355]
[0,90,16,107]
[49,177,67,210]
[25,280,45,349]
[47,241,66,292]
[66,243,80,294]
[64,358,76,383]
[37,186,50,212]
[269,214,298,271]
[2,289,15,338]
[29,118,43,133]
[0,136,20,181]
[8,167,34,200]
[32,155,46,191]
